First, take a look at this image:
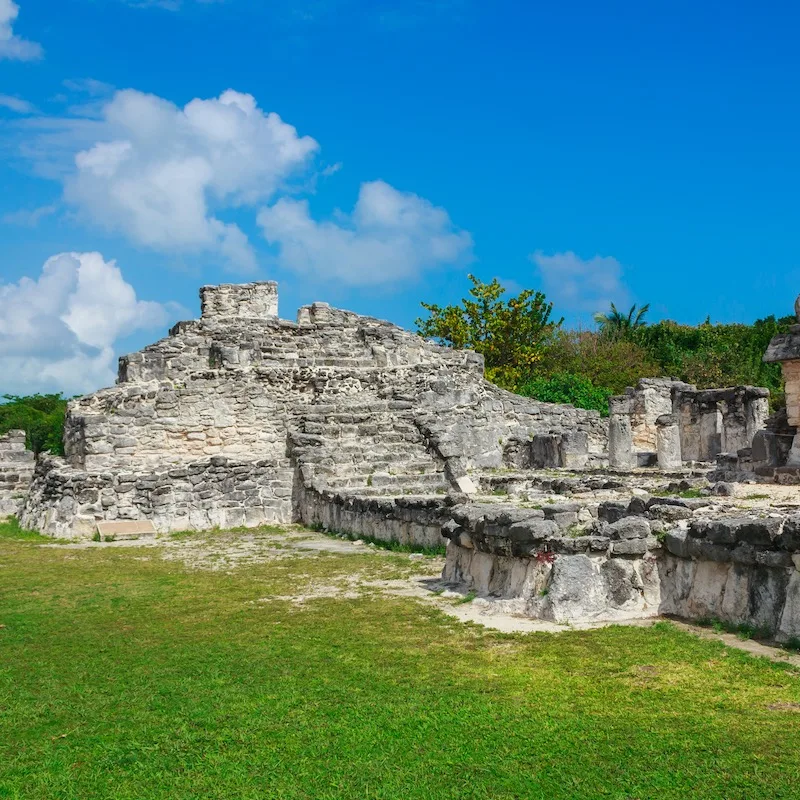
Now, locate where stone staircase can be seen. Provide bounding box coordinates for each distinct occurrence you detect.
[292,402,449,496]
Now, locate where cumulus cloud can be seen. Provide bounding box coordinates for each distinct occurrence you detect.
[63,89,319,271]
[257,180,473,285]
[0,252,175,395]
[0,0,42,60]
[530,250,631,317]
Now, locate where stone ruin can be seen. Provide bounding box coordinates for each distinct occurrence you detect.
[608,378,770,470]
[19,281,606,538]
[9,281,800,643]
[0,430,34,517]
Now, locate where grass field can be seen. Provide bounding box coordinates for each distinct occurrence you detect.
[2,519,800,799]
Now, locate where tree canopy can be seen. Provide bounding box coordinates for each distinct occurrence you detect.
[416,275,562,389]
[0,394,68,456]
[418,278,793,415]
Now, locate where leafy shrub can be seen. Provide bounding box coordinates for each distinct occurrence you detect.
[0,394,68,456]
[516,372,612,416]
[538,330,661,395]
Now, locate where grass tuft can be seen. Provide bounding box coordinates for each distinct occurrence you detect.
[0,516,51,542]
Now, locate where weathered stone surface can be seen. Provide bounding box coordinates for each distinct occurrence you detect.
[0,430,34,518]
[607,516,651,540]
[608,411,635,470]
[656,414,682,470]
[664,529,690,558]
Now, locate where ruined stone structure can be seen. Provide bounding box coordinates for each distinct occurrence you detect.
[20,281,606,538]
[440,477,800,640]
[608,379,769,470]
[764,316,800,466]
[0,430,34,517]
[712,296,800,483]
[13,280,800,643]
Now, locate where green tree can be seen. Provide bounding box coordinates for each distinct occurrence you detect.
[416,275,562,389]
[594,302,651,337]
[0,394,68,456]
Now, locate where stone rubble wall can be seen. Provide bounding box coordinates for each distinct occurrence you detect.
[609,379,769,467]
[675,385,769,462]
[660,515,800,642]
[629,378,684,451]
[0,430,35,517]
[440,502,662,623]
[21,454,293,538]
[437,497,800,640]
[199,281,279,320]
[295,484,450,550]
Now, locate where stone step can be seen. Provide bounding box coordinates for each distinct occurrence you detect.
[328,484,448,498]
[324,471,446,489]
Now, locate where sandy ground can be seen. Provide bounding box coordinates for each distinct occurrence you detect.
[42,524,800,665]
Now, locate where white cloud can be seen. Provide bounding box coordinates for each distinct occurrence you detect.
[0,0,42,60]
[530,250,631,317]
[2,204,57,226]
[61,89,319,271]
[257,180,473,285]
[0,93,34,113]
[0,252,175,395]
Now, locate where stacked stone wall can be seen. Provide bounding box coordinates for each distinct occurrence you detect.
[660,516,800,641]
[296,485,449,550]
[22,454,293,538]
[0,430,34,517]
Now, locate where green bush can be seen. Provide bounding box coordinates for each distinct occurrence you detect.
[538,330,661,395]
[516,372,612,416]
[0,394,68,456]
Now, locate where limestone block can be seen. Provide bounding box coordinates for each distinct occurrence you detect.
[656,414,682,469]
[608,413,635,470]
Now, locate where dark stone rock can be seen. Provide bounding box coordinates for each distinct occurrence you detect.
[687,537,732,563]
[611,538,649,555]
[664,529,690,558]
[777,515,800,551]
[598,501,628,524]
[507,519,560,543]
[608,516,651,540]
[756,550,794,569]
[627,496,648,516]
[602,559,642,605]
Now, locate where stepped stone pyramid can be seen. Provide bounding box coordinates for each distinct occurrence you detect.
[21,281,606,538]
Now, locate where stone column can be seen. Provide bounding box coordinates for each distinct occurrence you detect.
[656,414,682,470]
[764,297,800,467]
[698,402,722,462]
[608,396,636,469]
[745,390,770,443]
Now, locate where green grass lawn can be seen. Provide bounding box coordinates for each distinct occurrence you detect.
[2,521,800,799]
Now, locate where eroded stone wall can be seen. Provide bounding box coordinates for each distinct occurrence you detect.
[0,430,34,517]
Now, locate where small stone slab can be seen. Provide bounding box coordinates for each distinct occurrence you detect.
[455,475,477,495]
[96,520,157,541]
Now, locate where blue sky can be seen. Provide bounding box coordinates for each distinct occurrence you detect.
[2,0,800,394]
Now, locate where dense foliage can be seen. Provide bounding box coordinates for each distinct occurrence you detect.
[416,274,562,389]
[517,372,612,416]
[632,316,792,403]
[418,278,795,414]
[0,394,68,456]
